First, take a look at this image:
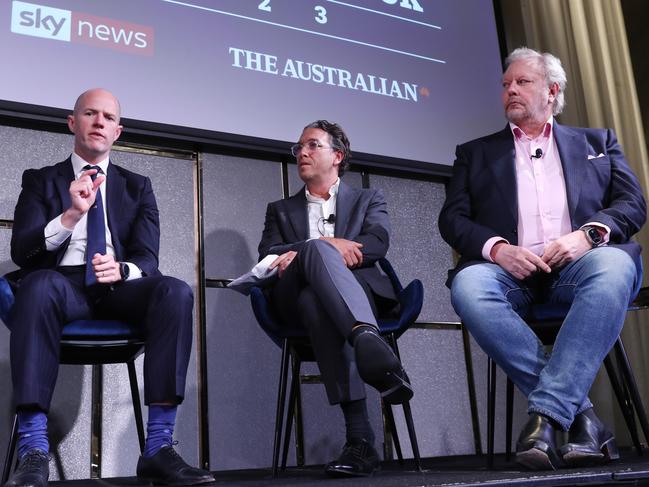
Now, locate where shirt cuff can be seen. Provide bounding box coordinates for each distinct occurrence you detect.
[124,262,143,281]
[482,237,509,262]
[44,215,73,251]
[580,222,611,244]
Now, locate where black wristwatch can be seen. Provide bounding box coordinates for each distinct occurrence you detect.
[582,226,603,248]
[119,262,130,281]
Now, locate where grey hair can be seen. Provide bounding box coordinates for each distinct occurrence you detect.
[505,47,567,115]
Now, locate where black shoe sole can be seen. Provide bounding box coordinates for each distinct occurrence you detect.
[354,331,413,404]
[137,475,216,486]
[324,465,380,478]
[516,443,560,471]
[561,436,620,468]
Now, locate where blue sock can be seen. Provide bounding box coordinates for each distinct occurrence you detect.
[17,411,49,459]
[143,405,177,457]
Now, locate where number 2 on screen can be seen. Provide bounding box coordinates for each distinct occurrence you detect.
[258,0,271,12]
[258,1,327,24]
[314,6,327,24]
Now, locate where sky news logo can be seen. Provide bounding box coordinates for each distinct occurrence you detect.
[11,1,154,55]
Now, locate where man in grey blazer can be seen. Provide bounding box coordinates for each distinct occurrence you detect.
[439,48,646,471]
[258,120,412,477]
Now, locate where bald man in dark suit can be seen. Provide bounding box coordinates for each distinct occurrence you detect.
[5,89,213,487]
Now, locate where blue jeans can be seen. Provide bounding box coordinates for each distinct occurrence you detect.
[451,247,641,430]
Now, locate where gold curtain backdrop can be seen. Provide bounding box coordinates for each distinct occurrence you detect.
[499,0,649,446]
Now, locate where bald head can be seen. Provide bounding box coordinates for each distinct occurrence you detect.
[67,88,123,164]
[73,88,121,121]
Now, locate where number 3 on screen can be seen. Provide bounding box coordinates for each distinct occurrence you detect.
[315,6,327,24]
[258,0,271,12]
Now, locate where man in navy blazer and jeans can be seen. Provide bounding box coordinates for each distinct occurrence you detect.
[439,48,646,470]
[258,120,412,477]
[5,89,214,487]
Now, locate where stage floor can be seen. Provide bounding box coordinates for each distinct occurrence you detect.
[52,450,649,487]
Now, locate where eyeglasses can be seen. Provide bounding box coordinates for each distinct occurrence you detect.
[290,140,334,157]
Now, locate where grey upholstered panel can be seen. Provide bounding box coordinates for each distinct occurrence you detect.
[202,153,284,470]
[0,126,74,220]
[368,174,455,323]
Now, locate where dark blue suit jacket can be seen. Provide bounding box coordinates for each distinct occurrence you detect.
[439,123,647,286]
[10,157,161,279]
[258,180,395,299]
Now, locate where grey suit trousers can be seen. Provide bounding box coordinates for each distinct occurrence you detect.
[270,239,377,404]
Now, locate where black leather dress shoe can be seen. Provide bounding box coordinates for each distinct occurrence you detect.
[4,449,49,487]
[560,409,619,467]
[352,327,413,404]
[136,446,215,486]
[324,439,380,477]
[516,413,561,470]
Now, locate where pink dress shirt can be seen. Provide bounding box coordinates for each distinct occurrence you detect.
[482,118,609,261]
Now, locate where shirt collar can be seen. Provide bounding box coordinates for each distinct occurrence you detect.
[510,116,553,140]
[71,152,110,177]
[305,178,340,202]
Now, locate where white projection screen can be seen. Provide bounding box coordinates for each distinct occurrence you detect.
[1,0,507,171]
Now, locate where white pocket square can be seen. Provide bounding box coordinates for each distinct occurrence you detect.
[587,153,605,159]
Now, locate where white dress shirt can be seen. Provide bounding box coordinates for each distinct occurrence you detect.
[305,178,339,239]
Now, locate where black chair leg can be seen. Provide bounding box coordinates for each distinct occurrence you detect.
[462,326,483,455]
[487,357,497,469]
[281,356,300,470]
[402,400,422,471]
[505,378,514,461]
[127,361,145,453]
[387,336,422,471]
[383,403,404,464]
[603,353,642,453]
[614,338,649,449]
[272,339,291,478]
[294,369,305,467]
[2,414,18,483]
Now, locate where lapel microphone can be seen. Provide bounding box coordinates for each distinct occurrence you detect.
[324,214,336,224]
[531,148,543,159]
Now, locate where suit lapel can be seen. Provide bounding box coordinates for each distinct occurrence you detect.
[334,181,355,238]
[487,127,518,226]
[106,162,126,243]
[52,159,75,264]
[285,188,309,241]
[554,123,584,222]
[54,158,74,212]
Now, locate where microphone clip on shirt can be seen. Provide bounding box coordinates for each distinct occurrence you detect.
[317,213,336,237]
[531,148,543,160]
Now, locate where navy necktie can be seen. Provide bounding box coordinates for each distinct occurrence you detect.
[84,165,106,286]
